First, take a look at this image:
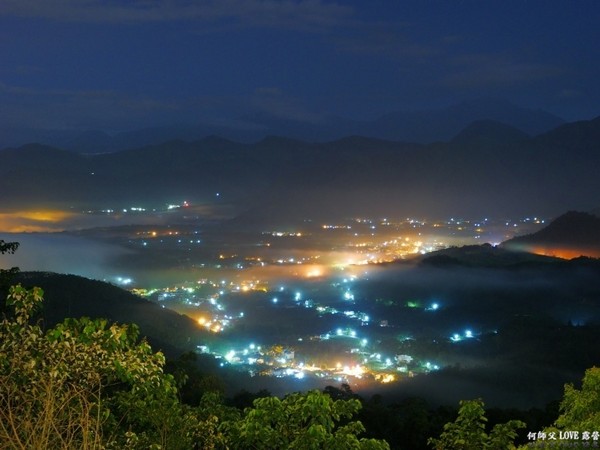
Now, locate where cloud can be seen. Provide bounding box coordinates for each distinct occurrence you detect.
[1,0,353,32]
[1,232,133,280]
[0,65,45,76]
[0,79,326,130]
[557,88,582,99]
[441,54,563,88]
[333,22,435,60]
[0,210,78,232]
[0,80,182,129]
[248,87,328,123]
[254,86,284,96]
[0,81,37,95]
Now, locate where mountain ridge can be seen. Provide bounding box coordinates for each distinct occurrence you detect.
[0,99,567,153]
[0,116,598,221]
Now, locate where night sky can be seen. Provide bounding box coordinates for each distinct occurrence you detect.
[1,1,599,132]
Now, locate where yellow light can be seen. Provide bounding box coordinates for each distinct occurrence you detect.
[306,268,322,278]
[375,373,396,383]
[341,365,365,378]
[0,210,77,232]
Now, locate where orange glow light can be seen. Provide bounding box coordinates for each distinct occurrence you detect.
[528,246,600,259]
[0,210,77,232]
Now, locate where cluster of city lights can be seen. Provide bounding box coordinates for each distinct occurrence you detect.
[119,213,553,388]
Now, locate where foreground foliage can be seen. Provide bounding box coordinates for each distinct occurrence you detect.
[428,399,525,450]
[555,367,600,432]
[523,367,600,450]
[429,368,600,450]
[222,390,389,449]
[0,285,389,449]
[0,239,19,291]
[0,284,222,449]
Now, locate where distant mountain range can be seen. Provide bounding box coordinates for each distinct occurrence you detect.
[0,99,565,153]
[0,114,598,222]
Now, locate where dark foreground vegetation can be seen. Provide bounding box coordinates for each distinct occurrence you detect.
[0,284,389,449]
[1,281,600,449]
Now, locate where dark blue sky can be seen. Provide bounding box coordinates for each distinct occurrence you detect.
[1,0,599,132]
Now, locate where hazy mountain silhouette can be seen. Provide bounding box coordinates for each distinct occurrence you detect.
[450,120,531,146]
[0,99,565,153]
[535,115,600,151]
[218,98,565,145]
[359,98,563,143]
[0,115,598,221]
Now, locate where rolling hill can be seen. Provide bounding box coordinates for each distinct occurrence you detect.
[501,211,600,258]
[6,272,215,357]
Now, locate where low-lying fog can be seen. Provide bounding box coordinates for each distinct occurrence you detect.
[3,229,600,409]
[1,233,132,281]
